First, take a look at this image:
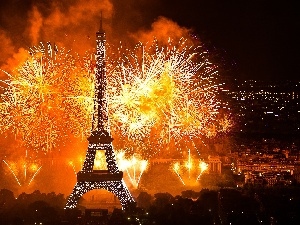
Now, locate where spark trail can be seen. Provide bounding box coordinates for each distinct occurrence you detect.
[172,152,208,186]
[3,158,42,187]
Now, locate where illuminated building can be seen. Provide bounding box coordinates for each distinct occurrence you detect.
[207,155,222,174]
[224,79,300,138]
[84,209,109,225]
[65,17,134,209]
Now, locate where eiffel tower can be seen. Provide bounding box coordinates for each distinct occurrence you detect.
[65,17,135,209]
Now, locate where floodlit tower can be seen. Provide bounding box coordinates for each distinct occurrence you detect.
[65,15,135,210]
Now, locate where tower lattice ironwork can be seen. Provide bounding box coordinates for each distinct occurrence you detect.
[65,19,135,209]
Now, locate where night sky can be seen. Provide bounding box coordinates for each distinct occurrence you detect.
[0,0,299,81]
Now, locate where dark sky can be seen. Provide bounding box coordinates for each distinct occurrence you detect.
[126,0,299,81]
[0,0,299,81]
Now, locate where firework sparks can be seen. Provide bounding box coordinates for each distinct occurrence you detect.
[66,154,85,175]
[2,160,21,186]
[116,151,148,189]
[173,162,185,185]
[0,43,94,152]
[3,157,42,187]
[28,165,42,186]
[68,161,78,175]
[106,39,230,157]
[171,151,208,186]
[196,161,208,181]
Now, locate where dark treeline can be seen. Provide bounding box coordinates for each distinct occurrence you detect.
[0,189,65,225]
[1,186,300,225]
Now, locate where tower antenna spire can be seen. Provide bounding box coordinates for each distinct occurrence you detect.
[100,11,103,32]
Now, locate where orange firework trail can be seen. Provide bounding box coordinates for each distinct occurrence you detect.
[171,150,208,186]
[116,151,148,189]
[3,156,42,187]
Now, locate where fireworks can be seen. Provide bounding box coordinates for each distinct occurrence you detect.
[106,39,230,157]
[171,150,208,186]
[116,151,148,189]
[1,39,231,158]
[0,43,94,152]
[196,161,209,181]
[173,162,186,185]
[3,156,42,187]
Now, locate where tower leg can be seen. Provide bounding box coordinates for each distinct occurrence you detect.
[65,180,135,209]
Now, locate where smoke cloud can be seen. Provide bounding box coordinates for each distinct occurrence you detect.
[0,30,15,77]
[27,6,43,46]
[130,16,192,46]
[0,0,194,66]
